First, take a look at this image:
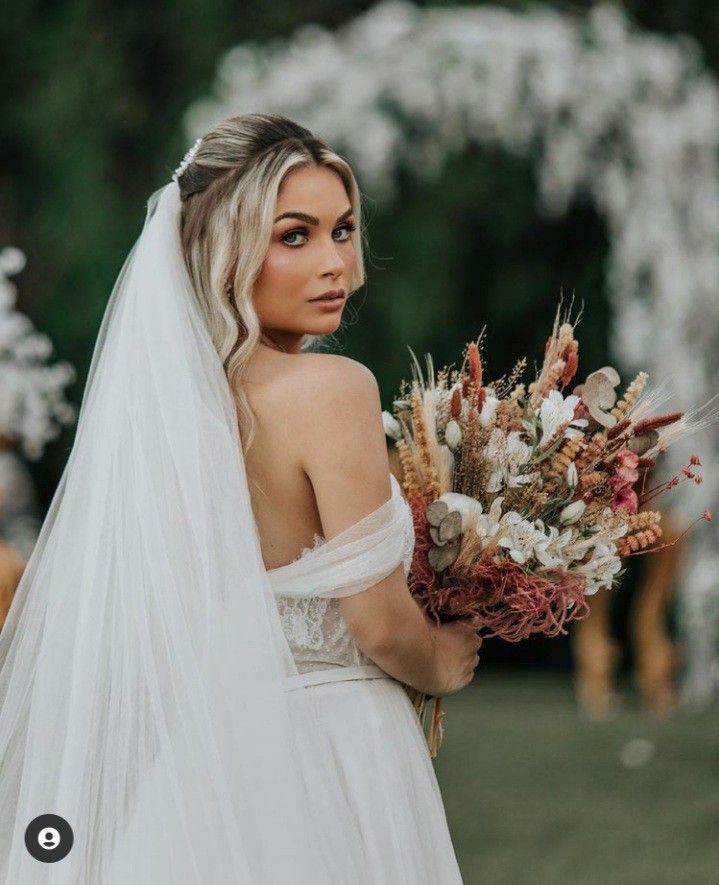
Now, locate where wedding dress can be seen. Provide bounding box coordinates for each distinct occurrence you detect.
[271,472,464,883]
[0,175,463,883]
[105,473,465,884]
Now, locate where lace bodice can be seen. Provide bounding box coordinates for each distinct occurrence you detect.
[267,475,415,675]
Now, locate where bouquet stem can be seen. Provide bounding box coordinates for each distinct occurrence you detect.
[404,686,445,757]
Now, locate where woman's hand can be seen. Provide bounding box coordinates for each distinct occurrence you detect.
[431,617,483,697]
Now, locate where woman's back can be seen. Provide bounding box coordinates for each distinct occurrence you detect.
[242,344,392,571]
[243,344,325,570]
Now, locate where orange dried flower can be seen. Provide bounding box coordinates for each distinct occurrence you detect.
[634,412,683,434]
[411,391,440,502]
[546,435,585,480]
[529,358,567,410]
[626,510,661,531]
[468,342,483,387]
[450,386,462,419]
[576,432,607,472]
[611,371,649,421]
[560,341,579,386]
[579,470,605,491]
[607,418,631,439]
[617,523,662,555]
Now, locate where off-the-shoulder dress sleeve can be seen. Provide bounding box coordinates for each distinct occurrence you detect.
[267,474,415,599]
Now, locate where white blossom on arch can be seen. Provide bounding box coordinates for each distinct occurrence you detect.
[0,247,76,461]
[181,1,719,704]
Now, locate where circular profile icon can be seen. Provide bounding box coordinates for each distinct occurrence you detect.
[24,814,73,863]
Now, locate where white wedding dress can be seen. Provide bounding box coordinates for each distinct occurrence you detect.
[269,473,464,884]
[104,474,463,885]
[102,474,463,885]
[0,180,464,883]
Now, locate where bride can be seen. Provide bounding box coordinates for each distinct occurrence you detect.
[0,113,481,883]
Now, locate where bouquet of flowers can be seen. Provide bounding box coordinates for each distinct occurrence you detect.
[383,301,716,756]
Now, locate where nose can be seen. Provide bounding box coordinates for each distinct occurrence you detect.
[319,235,345,278]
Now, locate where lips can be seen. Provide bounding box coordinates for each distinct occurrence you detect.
[310,289,345,302]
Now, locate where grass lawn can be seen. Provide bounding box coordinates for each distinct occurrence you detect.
[434,668,719,885]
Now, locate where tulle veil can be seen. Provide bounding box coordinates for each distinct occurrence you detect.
[0,179,337,883]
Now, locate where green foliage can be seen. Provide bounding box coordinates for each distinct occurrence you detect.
[343,147,611,409]
[2,0,717,527]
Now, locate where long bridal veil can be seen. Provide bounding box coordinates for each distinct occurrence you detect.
[0,180,334,883]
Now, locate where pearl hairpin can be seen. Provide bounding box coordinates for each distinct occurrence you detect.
[172,136,203,183]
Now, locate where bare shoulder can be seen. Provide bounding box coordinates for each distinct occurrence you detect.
[286,352,378,398]
[284,353,392,539]
[279,353,379,430]
[246,351,377,423]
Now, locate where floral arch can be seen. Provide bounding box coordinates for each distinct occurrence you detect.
[181,1,719,703]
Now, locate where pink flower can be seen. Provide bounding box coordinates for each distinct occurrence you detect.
[613,448,639,484]
[614,449,639,468]
[608,474,628,491]
[612,485,638,513]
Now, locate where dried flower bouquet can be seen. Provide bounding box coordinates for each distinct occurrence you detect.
[383,300,717,756]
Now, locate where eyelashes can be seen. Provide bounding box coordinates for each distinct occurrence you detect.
[281,222,356,247]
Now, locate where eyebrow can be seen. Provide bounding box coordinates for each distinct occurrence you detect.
[273,207,354,225]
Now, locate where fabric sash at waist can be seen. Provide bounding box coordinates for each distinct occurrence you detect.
[283,663,393,692]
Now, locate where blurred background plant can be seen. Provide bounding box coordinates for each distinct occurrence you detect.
[0,245,75,628]
[2,1,719,880]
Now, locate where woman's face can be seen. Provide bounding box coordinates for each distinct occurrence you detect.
[252,164,357,353]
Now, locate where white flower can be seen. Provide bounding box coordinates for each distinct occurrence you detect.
[560,500,586,524]
[382,410,402,440]
[484,428,536,492]
[473,495,506,547]
[457,492,586,570]
[505,431,536,486]
[494,512,578,566]
[507,431,531,465]
[532,521,576,568]
[566,461,578,490]
[478,393,500,427]
[564,512,627,594]
[538,390,588,448]
[0,246,26,275]
[444,419,462,450]
[496,512,548,564]
[437,491,484,533]
[483,428,506,493]
[469,498,544,565]
[574,542,622,595]
[0,248,76,459]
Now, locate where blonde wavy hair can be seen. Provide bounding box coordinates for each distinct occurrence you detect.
[176,113,366,455]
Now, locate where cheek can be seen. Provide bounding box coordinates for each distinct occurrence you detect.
[253,247,308,318]
[344,242,357,273]
[256,246,307,297]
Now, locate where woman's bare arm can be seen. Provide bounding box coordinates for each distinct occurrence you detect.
[291,354,446,696]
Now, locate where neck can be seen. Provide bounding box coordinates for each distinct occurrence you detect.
[259,329,304,355]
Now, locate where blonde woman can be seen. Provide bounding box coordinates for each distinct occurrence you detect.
[0,114,479,883]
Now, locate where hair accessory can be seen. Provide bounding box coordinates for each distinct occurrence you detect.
[172,136,203,183]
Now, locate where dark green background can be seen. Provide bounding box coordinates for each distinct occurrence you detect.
[2,0,715,668]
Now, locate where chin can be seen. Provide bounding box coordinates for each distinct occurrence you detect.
[309,315,344,334]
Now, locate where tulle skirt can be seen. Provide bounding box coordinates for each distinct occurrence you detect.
[104,670,463,884]
[285,671,464,884]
